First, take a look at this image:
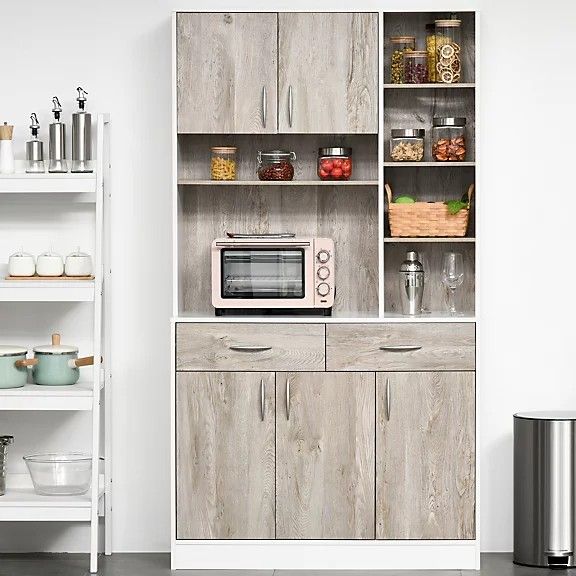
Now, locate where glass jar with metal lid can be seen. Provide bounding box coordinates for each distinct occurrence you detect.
[390,36,415,83]
[317,147,352,181]
[404,51,429,84]
[211,146,237,180]
[432,117,466,161]
[435,19,462,83]
[257,150,296,181]
[390,129,425,162]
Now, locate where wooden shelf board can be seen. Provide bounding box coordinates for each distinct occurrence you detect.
[384,237,475,243]
[384,162,475,168]
[178,180,378,187]
[0,382,98,411]
[384,83,475,89]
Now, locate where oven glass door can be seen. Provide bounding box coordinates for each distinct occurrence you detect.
[221,248,305,299]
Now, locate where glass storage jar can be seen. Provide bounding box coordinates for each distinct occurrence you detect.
[426,23,436,82]
[257,150,296,181]
[390,129,425,162]
[432,117,466,161]
[211,146,237,180]
[390,36,415,83]
[404,51,429,84]
[317,147,352,181]
[435,19,462,83]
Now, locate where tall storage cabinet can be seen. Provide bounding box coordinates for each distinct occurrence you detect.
[172,9,478,571]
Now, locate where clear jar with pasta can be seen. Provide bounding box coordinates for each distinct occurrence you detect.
[211,147,237,180]
[390,36,415,84]
[435,19,462,84]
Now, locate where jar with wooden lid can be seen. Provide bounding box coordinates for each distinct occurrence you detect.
[435,19,462,83]
[404,51,429,84]
[426,23,436,82]
[390,36,415,83]
[211,146,237,180]
[432,117,466,161]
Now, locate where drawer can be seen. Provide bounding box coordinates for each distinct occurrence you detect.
[326,323,475,371]
[176,323,325,371]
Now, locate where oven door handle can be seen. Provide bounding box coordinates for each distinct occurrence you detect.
[215,242,311,248]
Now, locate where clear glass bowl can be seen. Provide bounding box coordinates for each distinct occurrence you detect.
[23,453,92,496]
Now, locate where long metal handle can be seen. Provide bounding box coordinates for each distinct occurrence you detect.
[215,241,311,248]
[288,85,293,128]
[286,378,290,420]
[385,378,391,421]
[379,345,422,352]
[229,345,272,353]
[260,378,265,422]
[261,86,267,129]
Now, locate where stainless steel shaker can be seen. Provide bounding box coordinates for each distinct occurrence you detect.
[71,87,92,173]
[0,436,13,496]
[26,113,45,173]
[49,97,67,173]
[399,251,425,315]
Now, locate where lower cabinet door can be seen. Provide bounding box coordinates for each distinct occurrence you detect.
[376,371,475,539]
[176,371,275,539]
[276,372,375,539]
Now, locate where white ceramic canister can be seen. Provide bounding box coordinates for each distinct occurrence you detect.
[64,248,92,277]
[36,250,64,277]
[8,250,36,277]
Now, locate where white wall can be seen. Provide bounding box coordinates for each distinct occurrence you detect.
[0,0,575,554]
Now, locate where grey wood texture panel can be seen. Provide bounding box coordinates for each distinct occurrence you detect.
[278,13,379,134]
[176,323,325,372]
[384,166,476,237]
[178,134,378,181]
[384,88,476,162]
[176,372,276,539]
[276,372,375,539]
[376,371,475,539]
[178,186,378,316]
[383,12,475,84]
[384,242,475,315]
[177,13,278,134]
[326,323,475,371]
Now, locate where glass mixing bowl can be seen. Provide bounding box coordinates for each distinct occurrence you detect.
[23,453,92,496]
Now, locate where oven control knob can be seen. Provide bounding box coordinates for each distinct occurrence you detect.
[317,266,330,280]
[317,250,331,264]
[317,282,330,297]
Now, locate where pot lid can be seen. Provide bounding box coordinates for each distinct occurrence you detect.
[10,250,34,258]
[67,247,90,258]
[34,333,78,355]
[38,250,62,258]
[0,345,27,357]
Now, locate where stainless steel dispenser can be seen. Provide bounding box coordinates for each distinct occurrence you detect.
[48,97,67,173]
[26,113,45,173]
[71,87,92,173]
[399,251,425,315]
[0,436,13,496]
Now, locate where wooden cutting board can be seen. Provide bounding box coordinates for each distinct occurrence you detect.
[5,274,95,281]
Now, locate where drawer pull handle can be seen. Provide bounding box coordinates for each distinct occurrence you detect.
[286,378,290,421]
[385,377,391,421]
[261,86,267,129]
[260,378,265,422]
[379,345,422,352]
[229,345,272,353]
[288,85,294,128]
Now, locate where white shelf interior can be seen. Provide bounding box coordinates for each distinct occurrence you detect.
[178,179,378,186]
[0,381,100,411]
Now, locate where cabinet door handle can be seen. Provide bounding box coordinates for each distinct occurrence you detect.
[379,345,422,352]
[288,85,293,128]
[229,345,272,353]
[286,377,290,420]
[261,86,267,129]
[385,377,391,421]
[260,378,265,422]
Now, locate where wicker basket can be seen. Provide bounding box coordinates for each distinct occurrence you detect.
[386,183,474,238]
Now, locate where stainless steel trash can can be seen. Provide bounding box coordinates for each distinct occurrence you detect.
[514,411,576,568]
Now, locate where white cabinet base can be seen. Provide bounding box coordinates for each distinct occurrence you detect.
[171,541,480,570]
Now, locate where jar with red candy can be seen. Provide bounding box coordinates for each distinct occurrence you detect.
[257,150,296,181]
[317,147,353,181]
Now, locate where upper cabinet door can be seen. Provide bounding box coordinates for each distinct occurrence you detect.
[278,13,379,133]
[177,13,278,134]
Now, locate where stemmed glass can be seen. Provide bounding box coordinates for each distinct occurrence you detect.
[442,252,464,315]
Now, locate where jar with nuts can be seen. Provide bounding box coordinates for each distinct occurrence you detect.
[390,129,425,162]
[432,117,466,161]
[435,19,462,83]
[211,146,237,180]
[390,36,415,84]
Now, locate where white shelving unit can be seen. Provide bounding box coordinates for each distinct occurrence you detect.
[0,115,111,573]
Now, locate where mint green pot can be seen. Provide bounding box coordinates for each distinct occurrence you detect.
[0,347,28,389]
[33,353,79,386]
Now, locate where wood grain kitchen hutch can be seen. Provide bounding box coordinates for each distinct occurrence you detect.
[171,8,478,571]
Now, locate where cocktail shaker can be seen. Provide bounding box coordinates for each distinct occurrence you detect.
[49,96,67,173]
[0,436,14,496]
[399,251,425,315]
[26,113,45,173]
[71,87,92,173]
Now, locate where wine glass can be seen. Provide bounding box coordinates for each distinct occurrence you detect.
[442,252,464,315]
